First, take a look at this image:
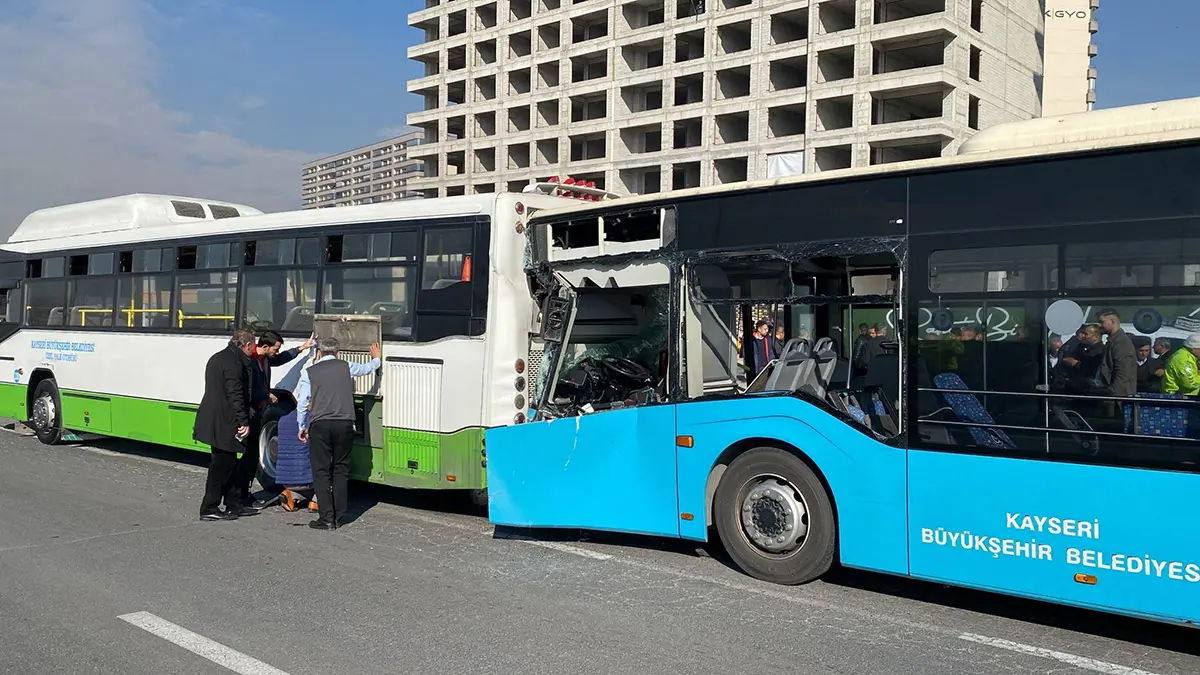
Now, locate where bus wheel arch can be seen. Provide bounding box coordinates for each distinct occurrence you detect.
[708,439,838,585]
[27,371,63,445]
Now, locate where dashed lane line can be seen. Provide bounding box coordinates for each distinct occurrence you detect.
[119,611,290,675]
[959,633,1162,675]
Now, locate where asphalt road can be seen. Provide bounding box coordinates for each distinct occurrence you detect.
[0,429,1198,675]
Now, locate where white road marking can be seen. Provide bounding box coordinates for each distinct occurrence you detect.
[118,611,290,675]
[516,538,613,560]
[959,633,1162,675]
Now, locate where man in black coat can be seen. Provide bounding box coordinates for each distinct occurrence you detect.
[194,329,260,521]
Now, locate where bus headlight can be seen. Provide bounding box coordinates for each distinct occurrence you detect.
[515,358,526,374]
[514,412,526,424]
[515,376,525,391]
[514,394,525,409]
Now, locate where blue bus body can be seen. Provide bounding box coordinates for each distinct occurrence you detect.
[486,396,1200,626]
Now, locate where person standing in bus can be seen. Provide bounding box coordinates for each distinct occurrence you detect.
[1163,333,1200,396]
[239,330,315,507]
[295,338,382,530]
[1098,309,1137,399]
[742,319,776,380]
[194,329,260,521]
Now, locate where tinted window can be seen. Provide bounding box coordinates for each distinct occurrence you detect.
[322,266,414,337]
[89,252,114,276]
[249,237,321,266]
[1066,238,1200,289]
[243,269,318,333]
[24,279,66,326]
[929,245,1057,293]
[676,177,908,250]
[421,228,472,288]
[67,278,114,327]
[909,145,1200,235]
[118,275,172,328]
[175,271,238,331]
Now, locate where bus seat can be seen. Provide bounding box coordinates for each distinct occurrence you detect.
[932,372,1016,450]
[430,279,462,290]
[810,337,838,399]
[1122,392,1196,438]
[764,348,817,393]
[47,307,64,326]
[326,299,354,314]
[280,306,314,332]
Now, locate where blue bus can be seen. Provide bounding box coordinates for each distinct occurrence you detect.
[485,97,1200,626]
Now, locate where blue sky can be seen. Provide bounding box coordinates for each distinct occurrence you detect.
[150,0,1200,156]
[0,0,1196,231]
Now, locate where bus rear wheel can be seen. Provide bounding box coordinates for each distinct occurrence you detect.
[469,489,488,509]
[29,379,63,446]
[713,447,835,585]
[256,420,281,492]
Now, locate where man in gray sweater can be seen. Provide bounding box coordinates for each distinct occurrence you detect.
[295,337,382,530]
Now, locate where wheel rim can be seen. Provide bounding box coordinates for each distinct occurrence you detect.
[258,425,279,480]
[738,474,810,556]
[31,393,55,433]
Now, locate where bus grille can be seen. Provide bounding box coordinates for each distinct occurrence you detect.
[316,350,379,396]
[528,342,545,402]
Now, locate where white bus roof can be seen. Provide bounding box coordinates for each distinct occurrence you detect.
[3,193,556,256]
[533,96,1200,221]
[8,194,263,246]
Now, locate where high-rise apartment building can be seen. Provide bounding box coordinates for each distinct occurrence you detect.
[301,130,426,209]
[403,0,1049,197]
[1040,0,1098,116]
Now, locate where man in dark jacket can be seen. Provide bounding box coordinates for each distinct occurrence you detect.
[1098,309,1138,399]
[193,329,259,521]
[238,330,314,505]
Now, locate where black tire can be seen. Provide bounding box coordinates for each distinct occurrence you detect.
[713,447,836,585]
[256,420,280,492]
[28,379,63,445]
[469,489,488,509]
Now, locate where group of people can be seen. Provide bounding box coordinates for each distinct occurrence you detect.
[1050,314,1200,398]
[192,329,381,530]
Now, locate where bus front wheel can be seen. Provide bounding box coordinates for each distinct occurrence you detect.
[256,420,281,492]
[713,447,835,585]
[29,379,63,446]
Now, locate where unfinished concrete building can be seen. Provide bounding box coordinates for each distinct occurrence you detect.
[404,0,1046,197]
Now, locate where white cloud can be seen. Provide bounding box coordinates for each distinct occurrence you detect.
[239,96,268,111]
[0,0,314,237]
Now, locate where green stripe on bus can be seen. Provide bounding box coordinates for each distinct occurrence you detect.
[0,383,486,491]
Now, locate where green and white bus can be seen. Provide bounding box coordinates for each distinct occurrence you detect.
[0,187,606,502]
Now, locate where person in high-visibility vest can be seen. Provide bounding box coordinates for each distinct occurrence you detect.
[1163,332,1200,396]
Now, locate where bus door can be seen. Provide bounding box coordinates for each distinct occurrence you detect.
[486,283,682,539]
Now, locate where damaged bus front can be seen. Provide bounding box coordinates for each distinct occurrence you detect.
[486,199,909,585]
